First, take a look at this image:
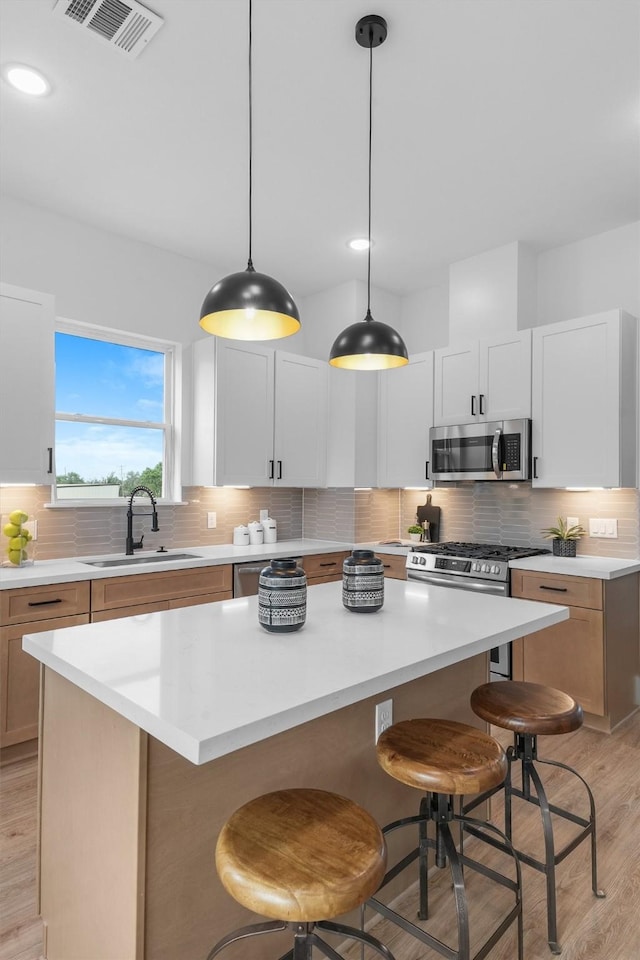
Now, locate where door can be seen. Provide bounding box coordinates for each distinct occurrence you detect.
[0,283,55,484]
[214,342,275,486]
[273,352,327,487]
[531,312,622,487]
[378,351,434,487]
[433,342,478,425]
[479,330,531,421]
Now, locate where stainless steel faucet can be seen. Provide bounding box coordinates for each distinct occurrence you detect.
[125,486,159,555]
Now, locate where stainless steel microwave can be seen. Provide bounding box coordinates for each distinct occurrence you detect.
[429,419,531,481]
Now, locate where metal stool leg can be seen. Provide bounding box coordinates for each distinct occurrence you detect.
[206,919,287,960]
[440,822,470,960]
[526,760,561,954]
[317,920,396,960]
[418,793,430,920]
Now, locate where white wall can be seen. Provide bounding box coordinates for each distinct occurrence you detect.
[0,195,221,345]
[400,281,449,353]
[536,221,640,326]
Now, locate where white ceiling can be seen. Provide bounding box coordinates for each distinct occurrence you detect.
[1,0,639,298]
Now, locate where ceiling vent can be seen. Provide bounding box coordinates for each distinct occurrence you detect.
[53,0,164,59]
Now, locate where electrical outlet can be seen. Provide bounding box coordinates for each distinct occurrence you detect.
[589,518,618,538]
[207,511,217,529]
[375,699,393,743]
[259,509,269,522]
[566,516,579,530]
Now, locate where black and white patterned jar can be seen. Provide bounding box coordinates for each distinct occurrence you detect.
[258,558,307,633]
[342,550,384,614]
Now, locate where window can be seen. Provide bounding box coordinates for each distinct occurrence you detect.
[53,320,181,503]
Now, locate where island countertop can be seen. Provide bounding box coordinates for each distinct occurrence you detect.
[24,578,568,765]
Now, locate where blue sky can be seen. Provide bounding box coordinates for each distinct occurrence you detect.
[55,333,165,481]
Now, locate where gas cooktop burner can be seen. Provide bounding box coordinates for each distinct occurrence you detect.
[410,541,550,561]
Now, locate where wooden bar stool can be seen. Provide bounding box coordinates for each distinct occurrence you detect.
[468,680,605,954]
[205,787,395,960]
[367,718,523,960]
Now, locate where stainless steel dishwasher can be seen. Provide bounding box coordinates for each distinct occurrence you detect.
[233,558,303,597]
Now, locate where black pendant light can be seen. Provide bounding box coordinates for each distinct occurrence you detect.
[329,15,408,370]
[200,0,300,341]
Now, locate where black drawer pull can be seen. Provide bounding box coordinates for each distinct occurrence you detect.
[47,446,53,474]
[383,564,391,569]
[28,598,63,607]
[425,460,430,480]
[539,585,568,593]
[268,459,274,479]
[277,460,282,479]
[319,561,337,567]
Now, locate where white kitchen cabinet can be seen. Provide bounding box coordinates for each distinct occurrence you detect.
[325,369,378,487]
[531,310,637,488]
[0,283,55,484]
[434,331,531,425]
[192,340,328,487]
[378,351,434,488]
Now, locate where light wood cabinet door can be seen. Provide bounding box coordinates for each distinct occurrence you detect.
[1,580,91,626]
[301,552,349,583]
[514,607,605,716]
[0,283,55,484]
[0,613,90,746]
[380,555,407,580]
[91,565,232,613]
[378,351,434,488]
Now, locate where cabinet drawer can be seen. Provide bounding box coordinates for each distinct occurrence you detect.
[301,552,348,579]
[91,564,233,612]
[0,613,90,746]
[510,570,602,610]
[306,573,342,587]
[379,555,407,580]
[169,591,233,609]
[1,581,90,626]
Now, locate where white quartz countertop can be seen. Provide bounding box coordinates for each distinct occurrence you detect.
[508,555,640,579]
[24,578,568,765]
[0,539,353,589]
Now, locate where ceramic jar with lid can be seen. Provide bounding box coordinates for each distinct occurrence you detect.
[258,558,307,633]
[342,550,384,613]
[233,525,250,546]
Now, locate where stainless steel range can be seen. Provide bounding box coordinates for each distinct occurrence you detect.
[405,541,550,679]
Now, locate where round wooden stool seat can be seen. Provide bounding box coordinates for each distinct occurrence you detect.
[376,718,507,796]
[215,788,386,923]
[471,681,583,736]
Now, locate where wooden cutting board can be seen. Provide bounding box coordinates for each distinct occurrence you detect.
[416,495,440,543]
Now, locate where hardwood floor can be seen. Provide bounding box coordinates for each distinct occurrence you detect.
[1,712,639,960]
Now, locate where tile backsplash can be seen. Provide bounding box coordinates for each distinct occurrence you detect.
[1,483,638,562]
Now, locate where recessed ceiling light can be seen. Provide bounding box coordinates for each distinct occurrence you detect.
[2,63,51,97]
[348,238,372,251]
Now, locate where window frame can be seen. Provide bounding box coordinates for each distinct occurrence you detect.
[51,318,183,506]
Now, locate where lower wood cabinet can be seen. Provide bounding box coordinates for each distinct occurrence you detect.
[300,552,349,585]
[90,565,233,620]
[1,580,91,758]
[511,569,639,731]
[380,554,407,580]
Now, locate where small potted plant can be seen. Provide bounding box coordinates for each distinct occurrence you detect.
[407,524,423,542]
[541,516,586,557]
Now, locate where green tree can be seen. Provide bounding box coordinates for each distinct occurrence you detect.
[138,462,163,498]
[56,471,84,484]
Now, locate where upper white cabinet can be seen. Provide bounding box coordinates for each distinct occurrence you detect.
[378,352,434,488]
[0,283,55,485]
[531,310,637,488]
[434,331,532,425]
[192,340,327,488]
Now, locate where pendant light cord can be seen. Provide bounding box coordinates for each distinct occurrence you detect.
[247,0,254,271]
[366,33,373,319]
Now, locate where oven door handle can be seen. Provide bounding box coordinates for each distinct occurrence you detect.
[491,428,502,478]
[408,571,507,595]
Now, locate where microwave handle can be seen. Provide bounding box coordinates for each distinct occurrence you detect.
[491,428,502,478]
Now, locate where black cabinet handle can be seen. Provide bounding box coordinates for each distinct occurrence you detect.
[471,395,476,416]
[268,460,274,479]
[533,456,539,479]
[319,561,337,567]
[425,461,430,480]
[28,598,63,607]
[47,447,53,474]
[479,394,485,415]
[539,585,568,593]
[277,460,282,479]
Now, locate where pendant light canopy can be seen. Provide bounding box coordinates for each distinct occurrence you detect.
[329,15,408,370]
[200,0,300,341]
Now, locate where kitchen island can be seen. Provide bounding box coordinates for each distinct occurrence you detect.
[25,578,568,960]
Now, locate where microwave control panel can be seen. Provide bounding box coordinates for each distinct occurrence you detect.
[502,433,521,471]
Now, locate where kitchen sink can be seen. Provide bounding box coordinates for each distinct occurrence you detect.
[83,553,200,568]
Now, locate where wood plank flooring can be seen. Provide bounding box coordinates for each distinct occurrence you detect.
[1,711,639,960]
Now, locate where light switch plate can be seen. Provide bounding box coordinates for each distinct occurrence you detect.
[207,512,217,529]
[589,518,617,538]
